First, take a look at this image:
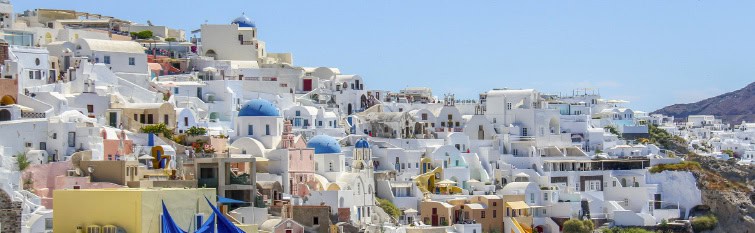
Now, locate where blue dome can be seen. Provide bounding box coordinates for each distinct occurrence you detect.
[238,99,279,117]
[232,14,256,28]
[355,138,370,149]
[307,135,341,154]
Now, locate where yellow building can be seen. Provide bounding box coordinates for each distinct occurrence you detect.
[53,188,216,233]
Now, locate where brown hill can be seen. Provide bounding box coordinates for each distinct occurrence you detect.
[652,82,755,124]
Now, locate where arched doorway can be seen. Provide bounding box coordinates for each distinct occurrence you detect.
[0,109,10,121]
[1,95,15,106]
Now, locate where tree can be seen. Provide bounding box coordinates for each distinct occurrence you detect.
[15,152,30,171]
[164,37,177,42]
[131,30,154,40]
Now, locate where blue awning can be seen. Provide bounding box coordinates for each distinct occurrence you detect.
[218,196,246,205]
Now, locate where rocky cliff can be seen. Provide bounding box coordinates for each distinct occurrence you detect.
[687,155,755,232]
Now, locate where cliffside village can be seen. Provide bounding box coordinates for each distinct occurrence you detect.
[0,1,751,233]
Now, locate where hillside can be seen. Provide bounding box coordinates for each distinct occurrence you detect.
[653,82,755,124]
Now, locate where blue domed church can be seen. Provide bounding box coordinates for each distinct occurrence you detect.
[235,99,284,149]
[307,135,345,174]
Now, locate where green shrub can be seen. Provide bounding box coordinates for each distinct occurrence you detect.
[140,123,173,138]
[376,198,400,219]
[563,219,594,233]
[649,161,701,173]
[604,125,620,136]
[601,227,655,233]
[186,126,208,136]
[691,215,717,232]
[15,152,30,171]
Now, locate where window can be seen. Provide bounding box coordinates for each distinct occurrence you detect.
[174,88,179,94]
[184,117,188,126]
[87,105,94,113]
[513,149,519,156]
[421,113,427,120]
[29,70,34,79]
[265,124,270,135]
[481,211,486,218]
[39,142,46,150]
[493,210,497,218]
[128,57,135,66]
[248,125,254,135]
[329,162,333,171]
[507,102,512,110]
[164,114,169,124]
[447,114,452,120]
[318,121,322,126]
[313,217,319,225]
[68,132,76,147]
[530,193,535,203]
[45,218,53,230]
[103,55,110,64]
[295,110,300,116]
[147,114,154,124]
[544,193,548,201]
[522,128,528,136]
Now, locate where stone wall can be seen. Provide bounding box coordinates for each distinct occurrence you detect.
[0,189,21,233]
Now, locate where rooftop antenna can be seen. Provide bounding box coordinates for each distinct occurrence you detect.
[147,20,154,26]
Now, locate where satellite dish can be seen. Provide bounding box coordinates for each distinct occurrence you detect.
[74,167,81,176]
[87,166,94,173]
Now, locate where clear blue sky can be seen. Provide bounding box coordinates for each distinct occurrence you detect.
[13,0,755,111]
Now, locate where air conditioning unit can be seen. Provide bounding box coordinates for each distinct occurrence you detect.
[86,225,101,233]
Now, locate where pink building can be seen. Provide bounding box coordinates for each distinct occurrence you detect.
[281,121,316,196]
[101,127,134,161]
[23,161,123,209]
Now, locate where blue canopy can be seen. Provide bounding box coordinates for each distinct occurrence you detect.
[194,212,216,233]
[205,197,245,233]
[162,201,188,233]
[218,196,246,205]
